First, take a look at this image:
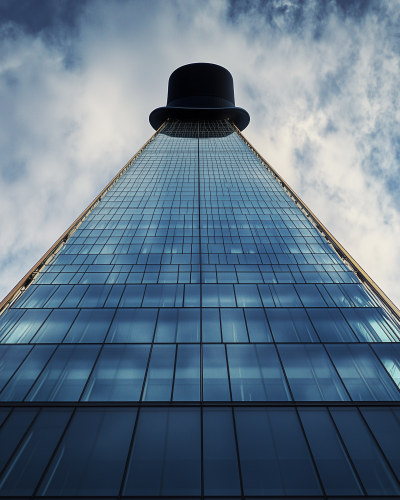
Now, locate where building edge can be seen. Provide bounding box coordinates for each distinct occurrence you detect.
[0,121,168,315]
[230,119,400,321]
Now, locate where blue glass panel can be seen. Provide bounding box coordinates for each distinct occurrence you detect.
[295,284,327,307]
[257,285,275,307]
[331,407,400,495]
[244,308,272,342]
[372,344,400,388]
[0,309,25,341]
[123,408,201,496]
[82,345,150,401]
[327,344,400,401]
[63,309,114,343]
[45,284,73,308]
[227,344,290,401]
[341,283,376,307]
[0,345,55,401]
[221,308,248,342]
[307,308,358,342]
[342,308,399,342]
[234,408,322,495]
[17,285,58,308]
[361,407,400,482]
[78,284,112,307]
[324,284,353,307]
[0,409,71,496]
[299,408,363,495]
[142,345,175,401]
[154,308,200,342]
[173,344,200,401]
[278,344,349,401]
[267,308,319,342]
[270,284,302,307]
[38,408,136,496]
[202,284,236,307]
[119,285,145,307]
[60,284,88,308]
[26,345,100,401]
[106,308,157,343]
[203,408,241,495]
[201,308,221,342]
[0,345,32,392]
[31,309,78,343]
[0,408,38,473]
[142,284,183,307]
[234,284,262,307]
[1,309,50,344]
[202,344,230,401]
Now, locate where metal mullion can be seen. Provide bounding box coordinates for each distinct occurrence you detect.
[357,405,400,489]
[170,344,178,402]
[368,343,400,397]
[325,406,368,496]
[0,406,42,481]
[118,405,141,499]
[322,343,355,402]
[224,343,233,402]
[274,343,295,402]
[31,406,77,498]
[294,406,327,499]
[230,406,245,500]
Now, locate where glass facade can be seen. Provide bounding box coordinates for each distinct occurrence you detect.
[0,119,400,498]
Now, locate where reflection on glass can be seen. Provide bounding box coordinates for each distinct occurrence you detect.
[173,344,200,401]
[267,308,319,342]
[123,408,201,496]
[154,308,200,342]
[142,345,175,401]
[278,344,349,401]
[106,308,157,343]
[227,344,291,401]
[203,344,230,401]
[82,345,150,401]
[39,408,136,496]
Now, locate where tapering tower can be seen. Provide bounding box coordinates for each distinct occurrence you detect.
[0,63,400,499]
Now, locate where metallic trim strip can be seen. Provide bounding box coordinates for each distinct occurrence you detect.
[0,121,168,314]
[231,121,400,320]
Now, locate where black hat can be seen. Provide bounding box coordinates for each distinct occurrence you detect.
[149,63,250,131]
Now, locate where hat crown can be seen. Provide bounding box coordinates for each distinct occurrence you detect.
[166,63,235,107]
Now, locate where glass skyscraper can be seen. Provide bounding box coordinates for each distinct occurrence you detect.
[0,63,400,499]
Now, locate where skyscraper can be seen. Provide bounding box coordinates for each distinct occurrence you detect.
[0,62,400,498]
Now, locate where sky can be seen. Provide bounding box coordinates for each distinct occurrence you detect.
[1,0,400,305]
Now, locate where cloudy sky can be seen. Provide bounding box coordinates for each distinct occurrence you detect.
[1,0,400,305]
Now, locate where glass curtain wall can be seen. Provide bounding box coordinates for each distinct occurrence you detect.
[0,120,400,498]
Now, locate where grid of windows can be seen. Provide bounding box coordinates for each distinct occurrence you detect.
[0,120,400,498]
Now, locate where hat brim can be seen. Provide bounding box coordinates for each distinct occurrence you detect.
[149,106,250,131]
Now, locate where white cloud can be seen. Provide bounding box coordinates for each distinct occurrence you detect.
[1,0,400,306]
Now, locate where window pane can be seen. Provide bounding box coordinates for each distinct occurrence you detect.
[26,345,100,401]
[234,408,322,496]
[270,284,302,307]
[123,408,201,496]
[203,408,241,496]
[142,345,175,401]
[78,284,112,307]
[278,344,349,401]
[38,408,136,496]
[295,284,327,307]
[234,284,262,307]
[106,308,157,343]
[342,308,399,342]
[203,344,230,401]
[327,344,400,401]
[83,345,150,401]
[1,310,50,344]
[299,408,363,495]
[331,407,400,495]
[0,346,55,401]
[0,345,32,392]
[31,309,79,343]
[0,408,38,473]
[361,407,400,482]
[0,409,71,496]
[201,308,221,342]
[307,308,357,342]
[202,284,235,307]
[63,309,114,343]
[227,344,291,401]
[267,308,319,342]
[173,344,200,401]
[0,309,26,342]
[221,308,248,342]
[154,308,200,342]
[372,343,400,388]
[245,308,272,342]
